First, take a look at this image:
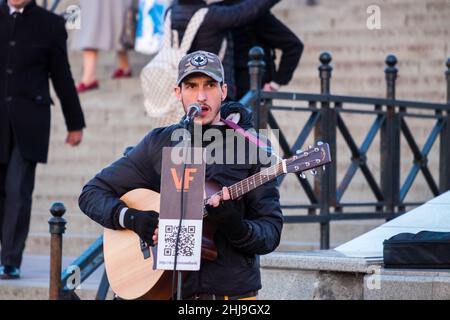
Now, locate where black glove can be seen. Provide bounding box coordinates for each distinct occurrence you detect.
[205,200,249,242]
[123,208,159,246]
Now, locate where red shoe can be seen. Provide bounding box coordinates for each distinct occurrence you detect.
[112,68,132,79]
[76,80,99,93]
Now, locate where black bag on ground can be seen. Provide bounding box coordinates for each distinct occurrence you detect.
[383,231,450,269]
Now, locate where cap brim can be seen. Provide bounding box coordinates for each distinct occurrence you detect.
[177,70,223,85]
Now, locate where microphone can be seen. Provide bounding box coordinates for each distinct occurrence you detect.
[183,103,201,125]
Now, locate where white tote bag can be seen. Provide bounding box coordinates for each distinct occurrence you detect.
[135,0,167,55]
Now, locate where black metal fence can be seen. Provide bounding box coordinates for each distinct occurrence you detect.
[243,47,450,250]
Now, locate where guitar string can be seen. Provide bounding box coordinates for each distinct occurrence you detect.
[202,146,321,216]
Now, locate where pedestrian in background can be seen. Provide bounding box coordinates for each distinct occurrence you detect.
[71,0,134,93]
[225,0,303,100]
[0,0,85,279]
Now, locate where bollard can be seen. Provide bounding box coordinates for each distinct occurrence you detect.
[49,202,67,300]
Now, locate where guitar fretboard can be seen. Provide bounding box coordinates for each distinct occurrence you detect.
[204,162,284,207]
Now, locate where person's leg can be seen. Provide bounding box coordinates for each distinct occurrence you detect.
[81,49,99,84]
[0,164,6,248]
[0,121,13,253]
[77,49,99,93]
[112,50,132,78]
[1,145,37,269]
[117,50,130,72]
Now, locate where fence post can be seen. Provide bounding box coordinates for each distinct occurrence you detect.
[381,54,400,219]
[319,52,332,94]
[49,202,67,300]
[248,46,265,129]
[440,58,450,192]
[315,52,335,249]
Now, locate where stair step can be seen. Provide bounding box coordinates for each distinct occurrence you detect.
[25,233,99,257]
[30,211,102,234]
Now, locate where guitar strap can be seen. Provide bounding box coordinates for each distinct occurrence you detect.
[221,117,269,148]
[220,117,281,161]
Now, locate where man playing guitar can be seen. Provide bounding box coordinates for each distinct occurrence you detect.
[78,50,283,300]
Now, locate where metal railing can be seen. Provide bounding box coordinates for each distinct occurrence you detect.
[243,47,450,250]
[48,47,450,299]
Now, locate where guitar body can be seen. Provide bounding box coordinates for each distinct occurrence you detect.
[104,188,173,299]
[104,182,221,300]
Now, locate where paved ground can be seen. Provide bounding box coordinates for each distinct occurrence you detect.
[0,255,105,299]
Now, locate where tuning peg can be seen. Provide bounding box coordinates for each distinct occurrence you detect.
[308,145,313,150]
[317,141,324,146]
[310,169,318,176]
[322,165,326,172]
[300,172,306,179]
[296,149,303,155]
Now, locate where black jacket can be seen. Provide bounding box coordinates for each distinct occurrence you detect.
[170,0,280,98]
[78,103,283,297]
[0,1,85,163]
[232,10,303,99]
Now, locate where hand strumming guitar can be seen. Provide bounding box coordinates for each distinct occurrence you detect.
[123,208,159,246]
[205,186,250,242]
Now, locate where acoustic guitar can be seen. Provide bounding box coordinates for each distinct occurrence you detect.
[103,142,331,299]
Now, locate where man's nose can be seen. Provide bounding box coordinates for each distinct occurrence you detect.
[197,89,207,102]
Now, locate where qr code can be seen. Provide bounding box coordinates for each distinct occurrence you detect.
[164,225,196,257]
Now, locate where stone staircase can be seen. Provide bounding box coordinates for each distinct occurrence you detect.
[28,52,153,257]
[1,0,449,299]
[274,0,450,102]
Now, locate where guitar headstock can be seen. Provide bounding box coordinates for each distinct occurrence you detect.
[285,142,331,175]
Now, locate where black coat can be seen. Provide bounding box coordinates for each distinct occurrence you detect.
[0,1,85,164]
[232,11,304,99]
[170,0,280,98]
[78,103,283,297]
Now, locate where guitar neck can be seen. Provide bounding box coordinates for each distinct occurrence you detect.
[204,161,285,206]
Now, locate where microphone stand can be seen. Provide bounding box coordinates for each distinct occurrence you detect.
[174,115,197,300]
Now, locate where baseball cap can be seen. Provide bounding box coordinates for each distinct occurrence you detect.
[177,50,224,85]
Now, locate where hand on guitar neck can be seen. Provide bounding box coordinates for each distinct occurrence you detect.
[207,186,231,206]
[205,187,249,242]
